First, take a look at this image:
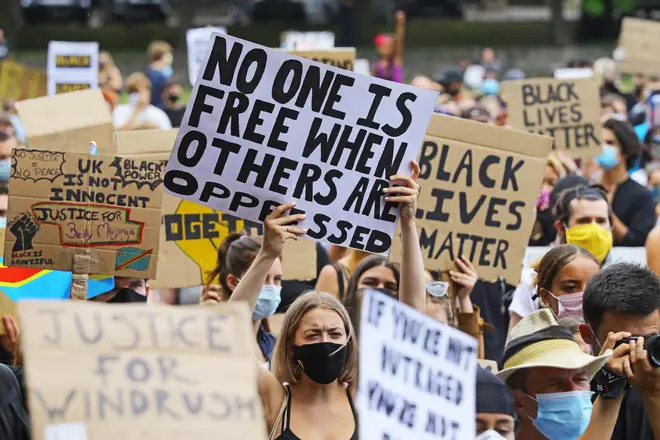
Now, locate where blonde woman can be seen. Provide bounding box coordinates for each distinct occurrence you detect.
[230,163,425,439]
[98,51,123,93]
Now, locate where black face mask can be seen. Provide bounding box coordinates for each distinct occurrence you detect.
[293,342,348,384]
[108,288,147,304]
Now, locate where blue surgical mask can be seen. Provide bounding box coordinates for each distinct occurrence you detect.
[528,391,593,440]
[596,144,619,170]
[252,285,282,320]
[481,79,500,96]
[0,217,6,228]
[0,158,11,181]
[161,66,173,79]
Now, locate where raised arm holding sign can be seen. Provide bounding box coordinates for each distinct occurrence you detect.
[163,33,438,255]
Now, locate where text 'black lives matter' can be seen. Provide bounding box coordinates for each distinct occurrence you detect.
[521,82,598,149]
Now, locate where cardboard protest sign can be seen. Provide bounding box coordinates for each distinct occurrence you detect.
[502,77,601,158]
[617,17,660,76]
[116,129,316,288]
[16,88,115,155]
[391,114,552,285]
[288,48,355,71]
[187,26,228,86]
[163,33,438,255]
[19,300,266,440]
[0,59,47,101]
[358,289,477,440]
[47,41,99,96]
[281,31,334,50]
[4,149,163,277]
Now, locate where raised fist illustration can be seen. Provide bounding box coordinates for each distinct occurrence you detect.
[9,213,40,252]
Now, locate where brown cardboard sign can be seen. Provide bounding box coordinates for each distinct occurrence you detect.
[0,60,47,101]
[15,88,115,155]
[116,130,317,288]
[502,77,601,158]
[617,17,660,76]
[4,149,163,277]
[288,48,356,71]
[391,114,552,285]
[19,300,266,440]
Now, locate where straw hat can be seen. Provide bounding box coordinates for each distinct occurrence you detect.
[497,309,610,383]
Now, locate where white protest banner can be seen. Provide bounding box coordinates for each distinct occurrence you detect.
[354,59,371,76]
[163,33,438,254]
[187,27,227,86]
[524,246,646,270]
[280,31,335,50]
[358,289,477,440]
[554,68,594,80]
[47,41,99,96]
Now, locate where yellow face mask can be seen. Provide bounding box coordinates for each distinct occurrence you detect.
[565,223,613,264]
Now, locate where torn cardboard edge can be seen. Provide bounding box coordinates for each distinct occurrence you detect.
[425,113,554,158]
[16,88,115,156]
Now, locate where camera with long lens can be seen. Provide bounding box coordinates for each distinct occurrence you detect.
[614,334,660,368]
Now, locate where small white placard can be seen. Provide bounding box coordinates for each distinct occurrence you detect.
[47,41,99,96]
[45,422,87,440]
[186,26,227,86]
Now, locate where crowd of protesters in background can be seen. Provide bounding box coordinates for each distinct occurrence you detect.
[1,12,660,440]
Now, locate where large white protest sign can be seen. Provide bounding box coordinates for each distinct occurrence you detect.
[163,33,438,254]
[281,31,334,50]
[187,27,227,86]
[47,41,99,96]
[358,289,477,440]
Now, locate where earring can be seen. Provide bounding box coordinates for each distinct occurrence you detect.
[293,362,302,377]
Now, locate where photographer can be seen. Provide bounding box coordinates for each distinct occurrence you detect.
[580,263,660,439]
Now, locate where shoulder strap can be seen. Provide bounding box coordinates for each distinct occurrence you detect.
[333,263,350,301]
[267,385,289,440]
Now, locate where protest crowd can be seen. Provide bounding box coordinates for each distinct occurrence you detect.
[1,9,660,440]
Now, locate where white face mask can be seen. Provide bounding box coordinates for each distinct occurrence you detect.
[476,430,507,440]
[129,92,141,106]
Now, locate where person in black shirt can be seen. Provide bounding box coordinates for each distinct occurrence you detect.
[162,81,186,128]
[596,119,655,246]
[580,263,660,440]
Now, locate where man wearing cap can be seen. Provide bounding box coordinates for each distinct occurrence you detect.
[434,67,464,102]
[499,309,624,440]
[476,366,515,439]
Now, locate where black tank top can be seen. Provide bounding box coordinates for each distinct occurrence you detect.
[276,385,358,440]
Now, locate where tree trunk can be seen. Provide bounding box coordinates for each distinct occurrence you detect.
[550,0,569,45]
[177,0,200,49]
[0,0,20,50]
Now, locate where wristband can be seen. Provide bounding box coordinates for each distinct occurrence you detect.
[594,367,629,399]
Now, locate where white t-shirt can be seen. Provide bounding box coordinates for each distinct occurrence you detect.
[508,267,539,319]
[630,169,648,187]
[112,104,172,130]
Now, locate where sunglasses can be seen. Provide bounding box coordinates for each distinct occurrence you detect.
[426,281,449,298]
